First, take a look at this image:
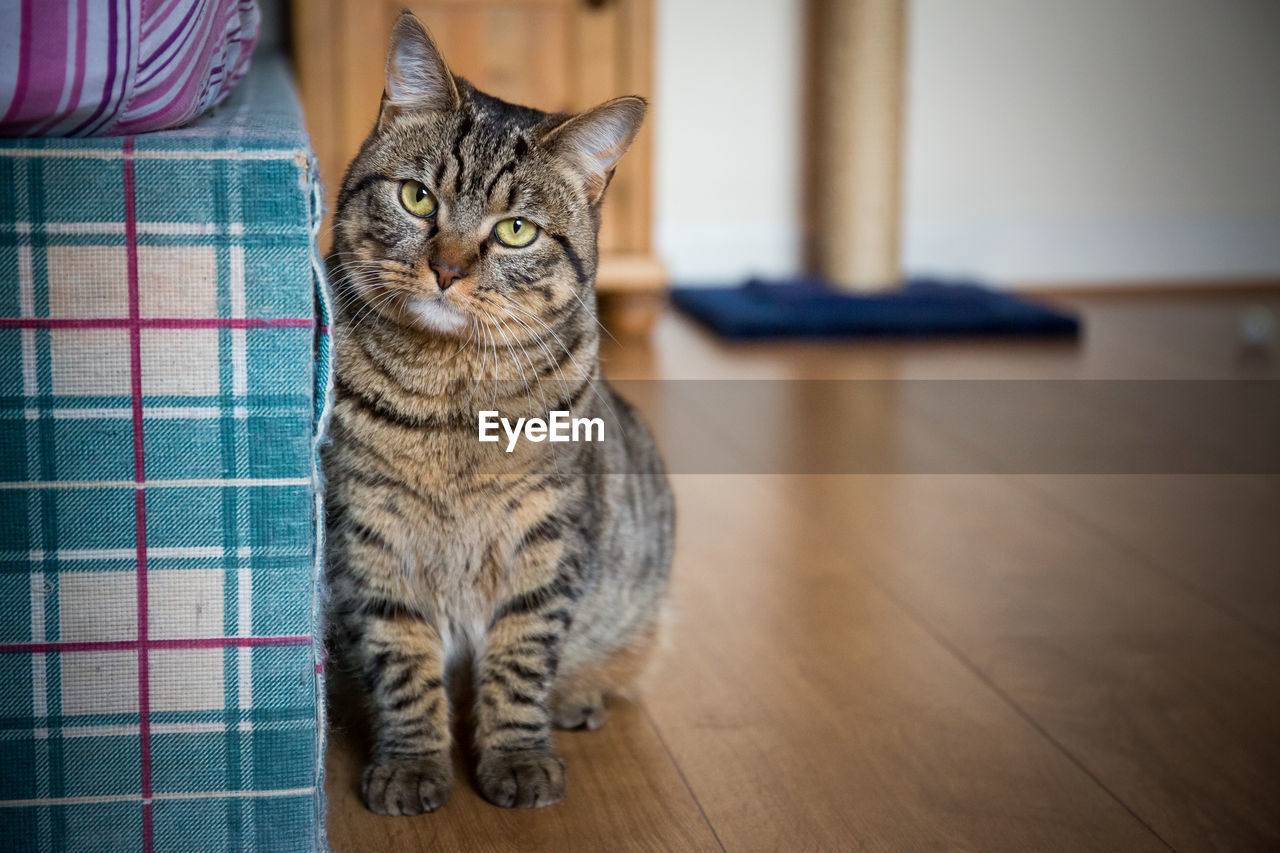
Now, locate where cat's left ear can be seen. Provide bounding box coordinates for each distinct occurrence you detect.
[540,96,646,204]
[378,12,460,131]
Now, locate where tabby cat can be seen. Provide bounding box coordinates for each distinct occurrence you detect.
[322,11,673,814]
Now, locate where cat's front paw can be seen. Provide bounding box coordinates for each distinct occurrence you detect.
[362,755,453,815]
[475,749,566,808]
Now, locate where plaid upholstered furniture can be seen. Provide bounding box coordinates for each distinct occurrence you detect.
[0,54,330,852]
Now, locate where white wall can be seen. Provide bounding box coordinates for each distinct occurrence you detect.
[654,0,804,283]
[903,0,1280,285]
[654,0,1280,286]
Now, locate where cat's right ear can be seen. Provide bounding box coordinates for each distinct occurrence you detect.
[378,12,460,131]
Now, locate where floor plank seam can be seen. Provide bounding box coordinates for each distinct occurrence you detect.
[718,472,1181,851]
[1014,476,1280,649]
[637,699,729,853]
[676,394,1185,849]
[853,568,1180,853]
[899,401,1280,649]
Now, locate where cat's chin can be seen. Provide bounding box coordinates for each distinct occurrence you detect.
[403,295,469,335]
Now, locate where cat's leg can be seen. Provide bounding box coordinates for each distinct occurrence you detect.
[472,542,579,808]
[329,515,453,816]
[355,613,453,815]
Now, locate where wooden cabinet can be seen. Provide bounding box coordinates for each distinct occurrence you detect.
[291,0,665,334]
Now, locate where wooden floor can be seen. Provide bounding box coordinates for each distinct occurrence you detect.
[325,292,1280,852]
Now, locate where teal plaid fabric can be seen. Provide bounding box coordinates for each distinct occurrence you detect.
[0,54,331,853]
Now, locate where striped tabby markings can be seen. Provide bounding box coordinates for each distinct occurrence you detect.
[345,520,454,816]
[473,524,577,807]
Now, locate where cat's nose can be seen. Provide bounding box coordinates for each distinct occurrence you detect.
[430,261,464,291]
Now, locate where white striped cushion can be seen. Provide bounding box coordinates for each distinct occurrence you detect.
[0,0,260,137]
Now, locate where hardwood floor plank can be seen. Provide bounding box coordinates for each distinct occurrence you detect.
[643,475,1168,852]
[770,473,1280,851]
[1021,475,1280,642]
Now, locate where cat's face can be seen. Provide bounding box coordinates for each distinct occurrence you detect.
[331,12,644,339]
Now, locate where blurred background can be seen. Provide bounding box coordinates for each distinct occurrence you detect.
[659,0,1280,287]
[290,0,1280,292]
[288,0,1280,334]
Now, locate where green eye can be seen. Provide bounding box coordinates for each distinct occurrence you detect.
[399,180,437,217]
[494,217,538,248]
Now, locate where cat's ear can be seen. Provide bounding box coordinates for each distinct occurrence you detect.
[378,12,459,130]
[540,96,646,204]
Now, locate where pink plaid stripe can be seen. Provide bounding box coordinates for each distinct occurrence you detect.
[122,136,157,851]
[0,317,313,329]
[0,636,313,655]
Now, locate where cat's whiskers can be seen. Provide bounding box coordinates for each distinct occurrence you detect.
[472,313,492,399]
[498,301,572,379]
[348,289,400,337]
[483,322,501,412]
[344,275,412,335]
[334,274,388,324]
[489,313,566,479]
[331,274,389,318]
[334,283,380,303]
[437,314,479,368]
[504,299,593,382]
[498,306,585,434]
[489,315,538,419]
[564,287,618,347]
[502,298,624,430]
[493,305,571,411]
[333,259,435,333]
[502,313,554,408]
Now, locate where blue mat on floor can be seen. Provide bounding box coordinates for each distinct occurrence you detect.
[670,278,1080,340]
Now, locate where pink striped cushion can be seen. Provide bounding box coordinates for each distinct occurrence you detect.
[0,0,260,137]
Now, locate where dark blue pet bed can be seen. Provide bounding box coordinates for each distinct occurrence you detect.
[670,278,1080,340]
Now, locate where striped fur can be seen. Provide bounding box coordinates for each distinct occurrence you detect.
[322,13,673,814]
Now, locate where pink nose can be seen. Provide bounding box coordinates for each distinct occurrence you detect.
[431,262,463,291]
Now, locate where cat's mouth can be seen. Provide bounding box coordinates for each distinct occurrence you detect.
[403,292,469,334]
